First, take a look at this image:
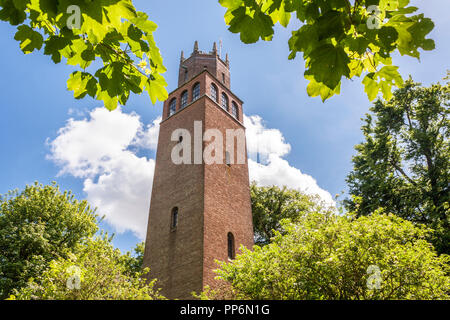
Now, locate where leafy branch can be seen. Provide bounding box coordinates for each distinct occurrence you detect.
[0,0,168,110]
[219,0,435,102]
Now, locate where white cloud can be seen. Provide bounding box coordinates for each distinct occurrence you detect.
[47,108,333,240]
[244,115,335,206]
[132,117,161,150]
[244,115,291,159]
[47,108,158,239]
[48,108,145,178]
[83,154,155,239]
[248,156,334,205]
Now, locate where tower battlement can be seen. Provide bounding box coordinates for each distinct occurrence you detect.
[178,41,231,89]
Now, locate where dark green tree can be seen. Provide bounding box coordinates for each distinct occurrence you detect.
[346,78,449,254]
[250,183,331,245]
[0,182,99,298]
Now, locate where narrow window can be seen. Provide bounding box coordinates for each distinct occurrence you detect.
[222,72,226,84]
[192,83,200,101]
[227,232,235,259]
[231,102,239,119]
[210,83,218,102]
[225,151,231,166]
[180,90,188,109]
[221,93,229,111]
[184,69,188,82]
[169,98,177,116]
[171,207,178,230]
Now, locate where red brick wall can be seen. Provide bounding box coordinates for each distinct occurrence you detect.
[143,97,206,299]
[202,89,254,290]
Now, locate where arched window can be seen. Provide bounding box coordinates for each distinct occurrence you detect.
[192,82,200,101]
[225,151,231,166]
[231,102,239,119]
[169,98,177,116]
[171,207,178,230]
[227,232,235,259]
[221,93,229,111]
[210,83,218,102]
[180,90,188,109]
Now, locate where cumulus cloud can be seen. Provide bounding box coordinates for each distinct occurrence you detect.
[244,115,335,206]
[47,108,159,239]
[47,109,333,240]
[244,115,291,159]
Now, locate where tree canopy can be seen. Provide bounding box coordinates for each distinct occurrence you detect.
[9,237,162,300]
[250,183,331,245]
[0,182,161,300]
[346,79,449,254]
[204,211,450,300]
[0,182,98,299]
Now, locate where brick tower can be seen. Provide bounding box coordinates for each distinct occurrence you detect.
[143,41,254,299]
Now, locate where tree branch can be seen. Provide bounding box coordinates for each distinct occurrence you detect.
[389,159,417,186]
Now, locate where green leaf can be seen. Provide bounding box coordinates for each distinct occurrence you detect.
[44,35,72,63]
[146,34,167,73]
[363,73,380,101]
[378,26,399,48]
[62,38,92,68]
[316,10,345,41]
[0,0,27,25]
[362,66,404,101]
[67,71,97,99]
[228,7,274,43]
[344,36,371,55]
[12,0,28,11]
[268,1,291,27]
[305,44,350,90]
[380,0,399,11]
[96,89,119,111]
[288,24,319,58]
[145,74,168,105]
[386,14,435,58]
[14,25,43,54]
[131,12,157,34]
[306,76,341,101]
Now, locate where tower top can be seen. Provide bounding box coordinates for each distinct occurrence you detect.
[193,40,199,53]
[178,41,231,88]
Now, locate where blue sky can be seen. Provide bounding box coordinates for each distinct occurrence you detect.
[0,0,448,253]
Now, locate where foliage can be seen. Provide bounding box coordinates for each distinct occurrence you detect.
[207,211,450,300]
[1,1,437,108]
[120,241,145,276]
[0,182,98,299]
[0,0,168,110]
[250,182,331,245]
[9,236,163,300]
[346,79,449,254]
[219,0,434,101]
